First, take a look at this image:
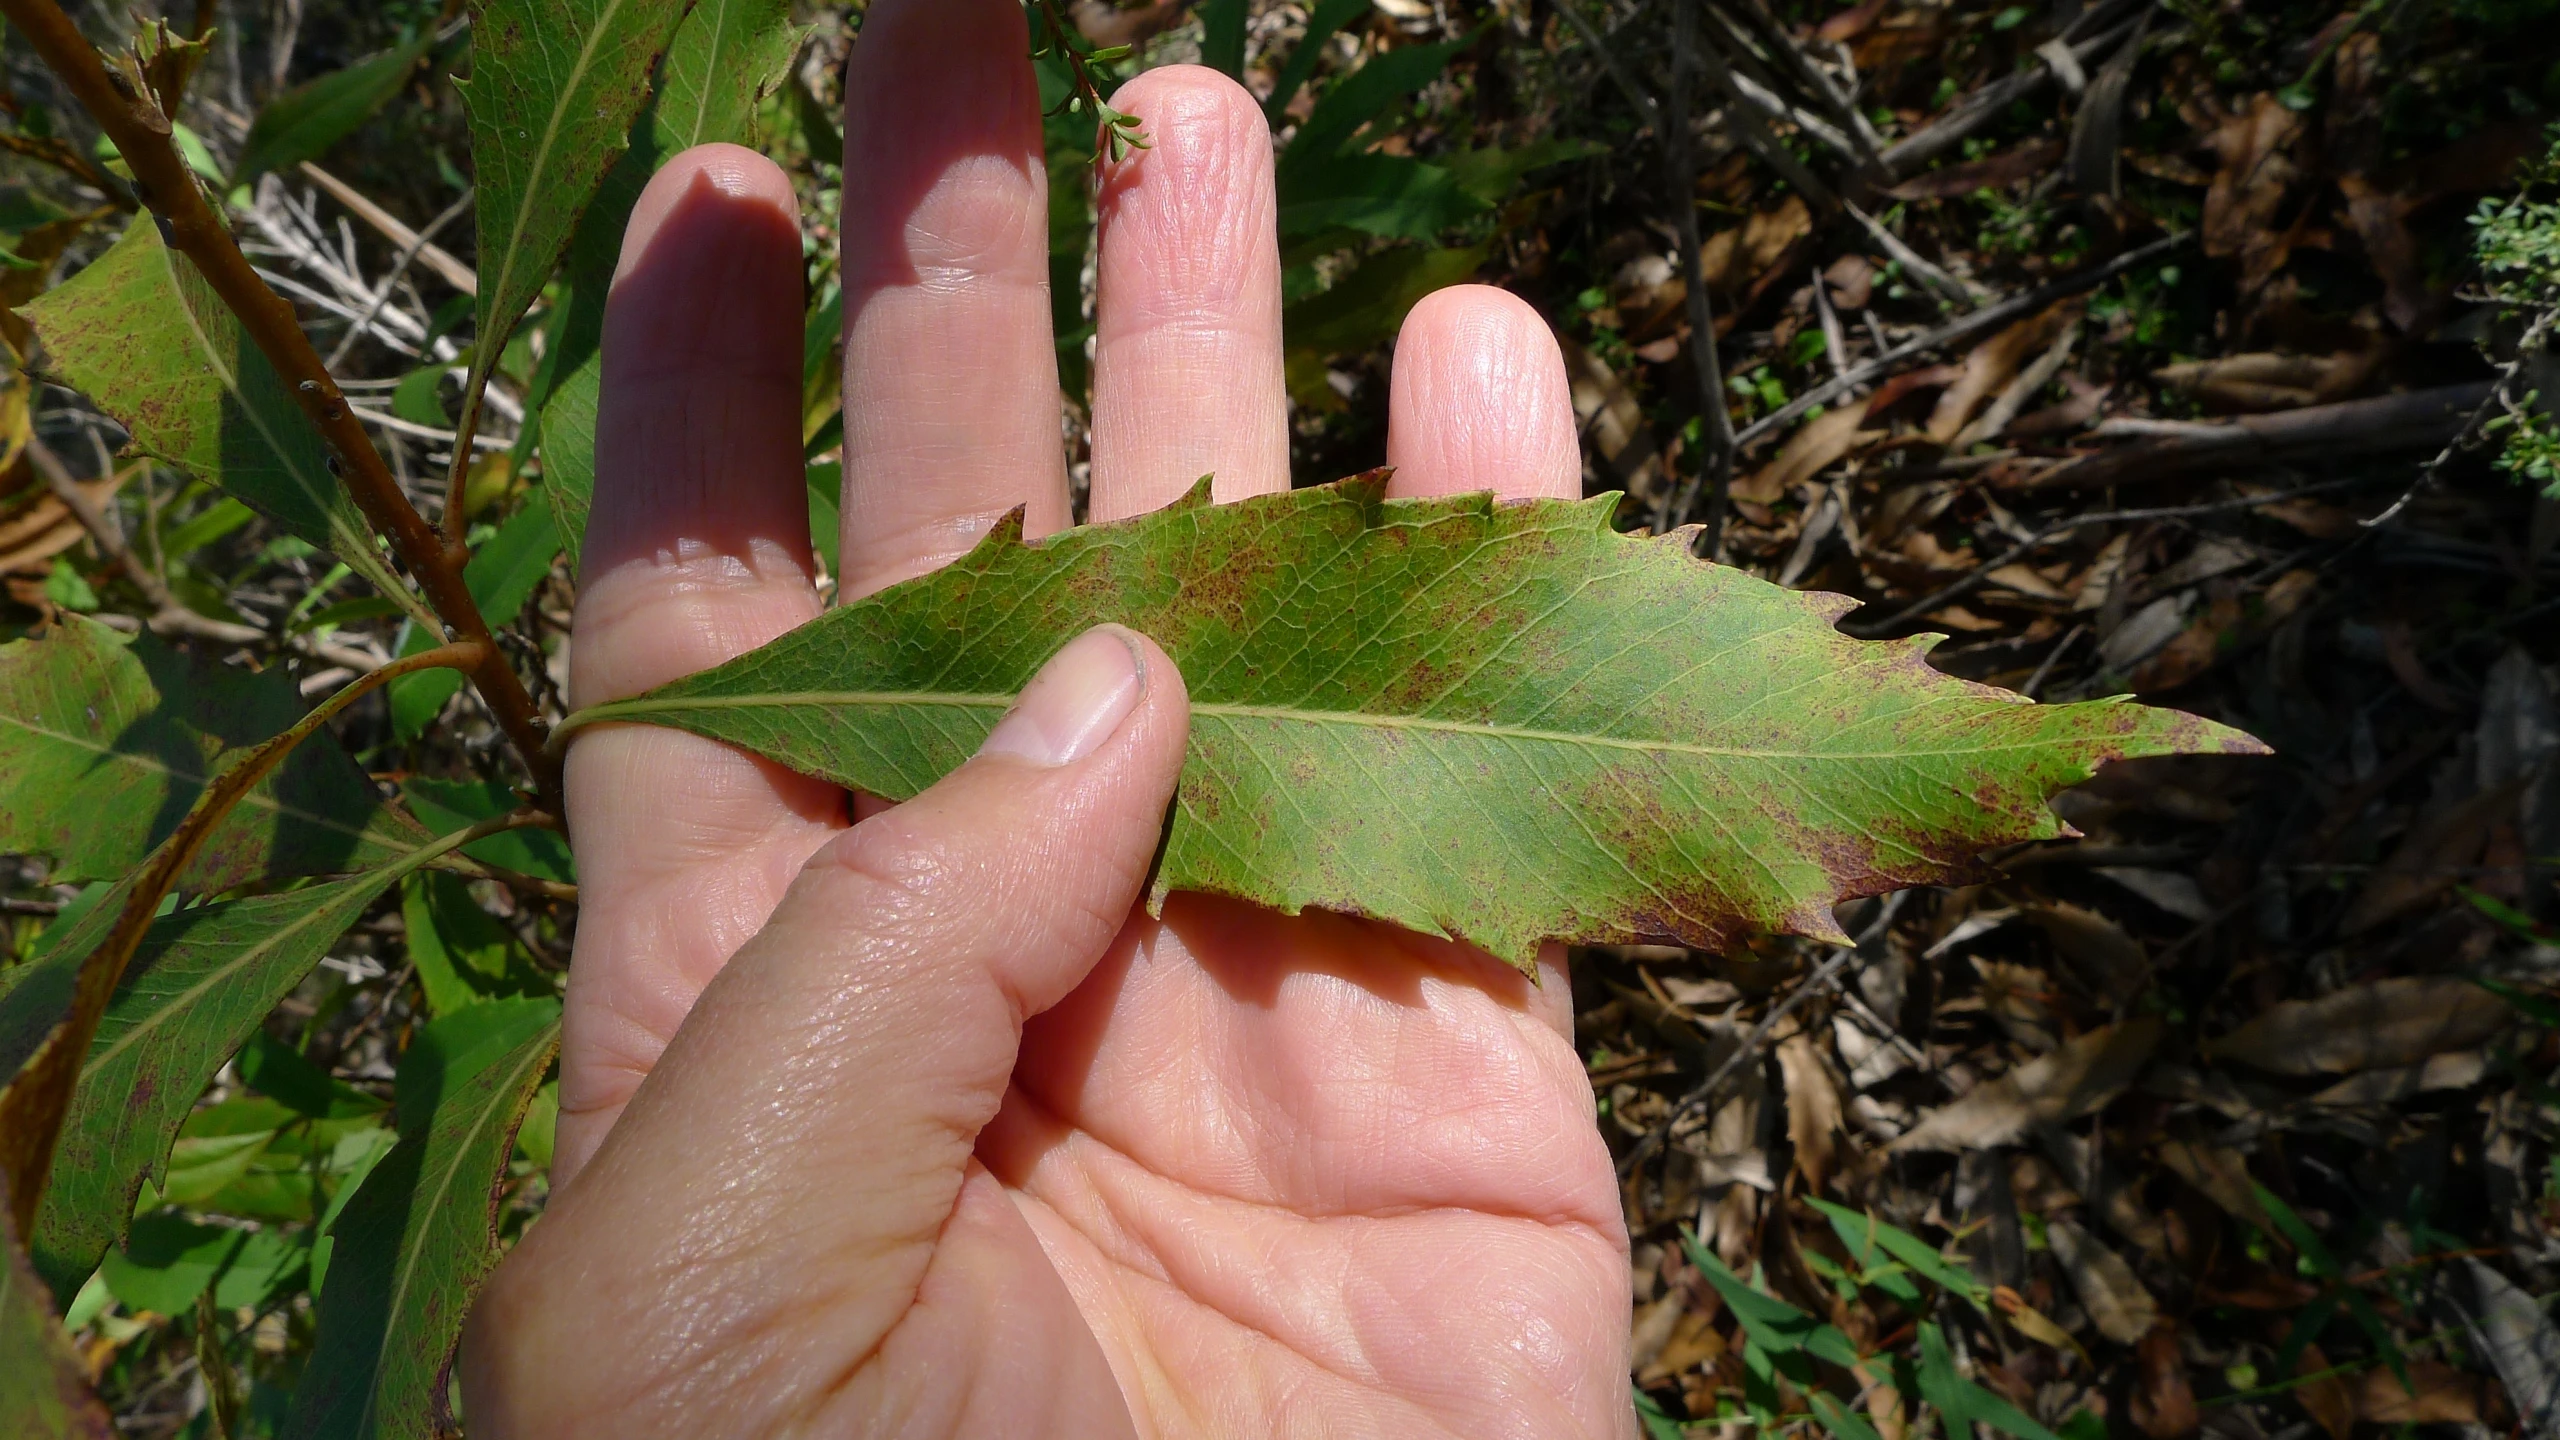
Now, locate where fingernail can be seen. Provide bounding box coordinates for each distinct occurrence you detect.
[979,627,1145,768]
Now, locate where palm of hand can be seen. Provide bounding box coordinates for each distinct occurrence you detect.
[472,2,1630,1435]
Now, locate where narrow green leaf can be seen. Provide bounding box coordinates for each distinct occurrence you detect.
[1804,1197,1988,1303]
[1279,32,1474,172]
[1262,0,1373,126]
[1812,1392,1886,1440]
[283,1010,557,1440]
[29,833,470,1299]
[457,0,692,433]
[1283,245,1485,405]
[236,1032,385,1122]
[534,0,807,564]
[1681,1229,1859,1365]
[233,37,435,183]
[1918,1323,2061,1440]
[401,872,548,1016]
[2252,1184,2341,1278]
[0,616,429,892]
[1277,152,1486,241]
[0,1199,110,1440]
[568,480,2262,971]
[1201,0,1248,78]
[20,221,429,624]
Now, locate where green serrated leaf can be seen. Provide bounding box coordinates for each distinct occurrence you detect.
[0,616,429,892]
[20,221,430,624]
[457,0,692,435]
[1262,0,1373,126]
[29,835,469,1300]
[1279,31,1474,172]
[233,37,436,184]
[282,1009,557,1440]
[567,480,2263,971]
[0,1200,111,1440]
[1277,151,1486,241]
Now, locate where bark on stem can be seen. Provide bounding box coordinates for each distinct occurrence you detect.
[0,0,563,810]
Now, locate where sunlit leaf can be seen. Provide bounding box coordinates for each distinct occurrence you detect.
[283,1006,558,1440]
[566,480,2260,971]
[29,833,474,1298]
[20,221,429,621]
[233,36,436,183]
[0,619,427,894]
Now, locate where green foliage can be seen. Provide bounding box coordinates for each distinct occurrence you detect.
[232,36,437,184]
[1668,1215,2073,1440]
[2470,126,2560,495]
[21,221,430,621]
[567,478,2256,971]
[0,618,427,893]
[282,1006,557,1440]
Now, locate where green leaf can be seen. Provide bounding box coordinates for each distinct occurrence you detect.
[1803,1197,1988,1304]
[1201,0,1248,79]
[401,872,549,1015]
[1262,0,1373,126]
[1633,1385,1688,1440]
[283,1009,557,1440]
[1280,32,1474,173]
[401,777,572,883]
[28,837,465,1299]
[1282,245,1486,406]
[236,1032,385,1122]
[101,1212,305,1316]
[1442,137,1607,205]
[1681,1230,1862,1368]
[0,617,429,892]
[1812,1392,1886,1440]
[536,356,598,567]
[232,37,436,184]
[0,1215,108,1438]
[533,0,807,564]
[20,221,430,623]
[1277,151,1486,241]
[566,480,2261,971]
[457,0,693,433]
[1917,1322,2061,1440]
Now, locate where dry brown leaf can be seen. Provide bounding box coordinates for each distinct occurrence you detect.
[1738,399,1876,503]
[2130,594,2244,693]
[2309,1049,2491,1106]
[2206,976,2514,1074]
[1927,304,2074,444]
[2049,1217,2159,1344]
[1776,1031,1842,1191]
[2356,1361,2485,1425]
[1994,1286,2092,1367]
[2155,1135,2266,1226]
[2023,902,2151,1004]
[2341,780,2522,933]
[2203,94,2306,291]
[2294,1344,2357,1440]
[2153,351,2374,412]
[1893,1018,2162,1151]
[2133,1321,2201,1437]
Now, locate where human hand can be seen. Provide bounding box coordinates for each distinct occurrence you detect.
[460,2,1631,1435]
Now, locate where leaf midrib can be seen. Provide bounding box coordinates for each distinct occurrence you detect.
[481,0,638,326]
[354,1030,553,1437]
[576,690,2066,764]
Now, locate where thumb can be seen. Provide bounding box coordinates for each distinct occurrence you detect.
[465,626,1185,1432]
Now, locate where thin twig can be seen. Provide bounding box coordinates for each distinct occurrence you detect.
[293,160,478,296]
[0,0,562,812]
[1840,476,2377,639]
[1734,232,2191,451]
[1619,943,1858,1177]
[1663,0,1737,552]
[2363,310,2551,529]
[324,187,474,370]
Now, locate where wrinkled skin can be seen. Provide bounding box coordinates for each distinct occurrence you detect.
[458,4,1632,1435]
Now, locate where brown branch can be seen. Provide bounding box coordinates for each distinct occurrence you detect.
[0,0,562,812]
[0,130,133,204]
[1,637,488,1237]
